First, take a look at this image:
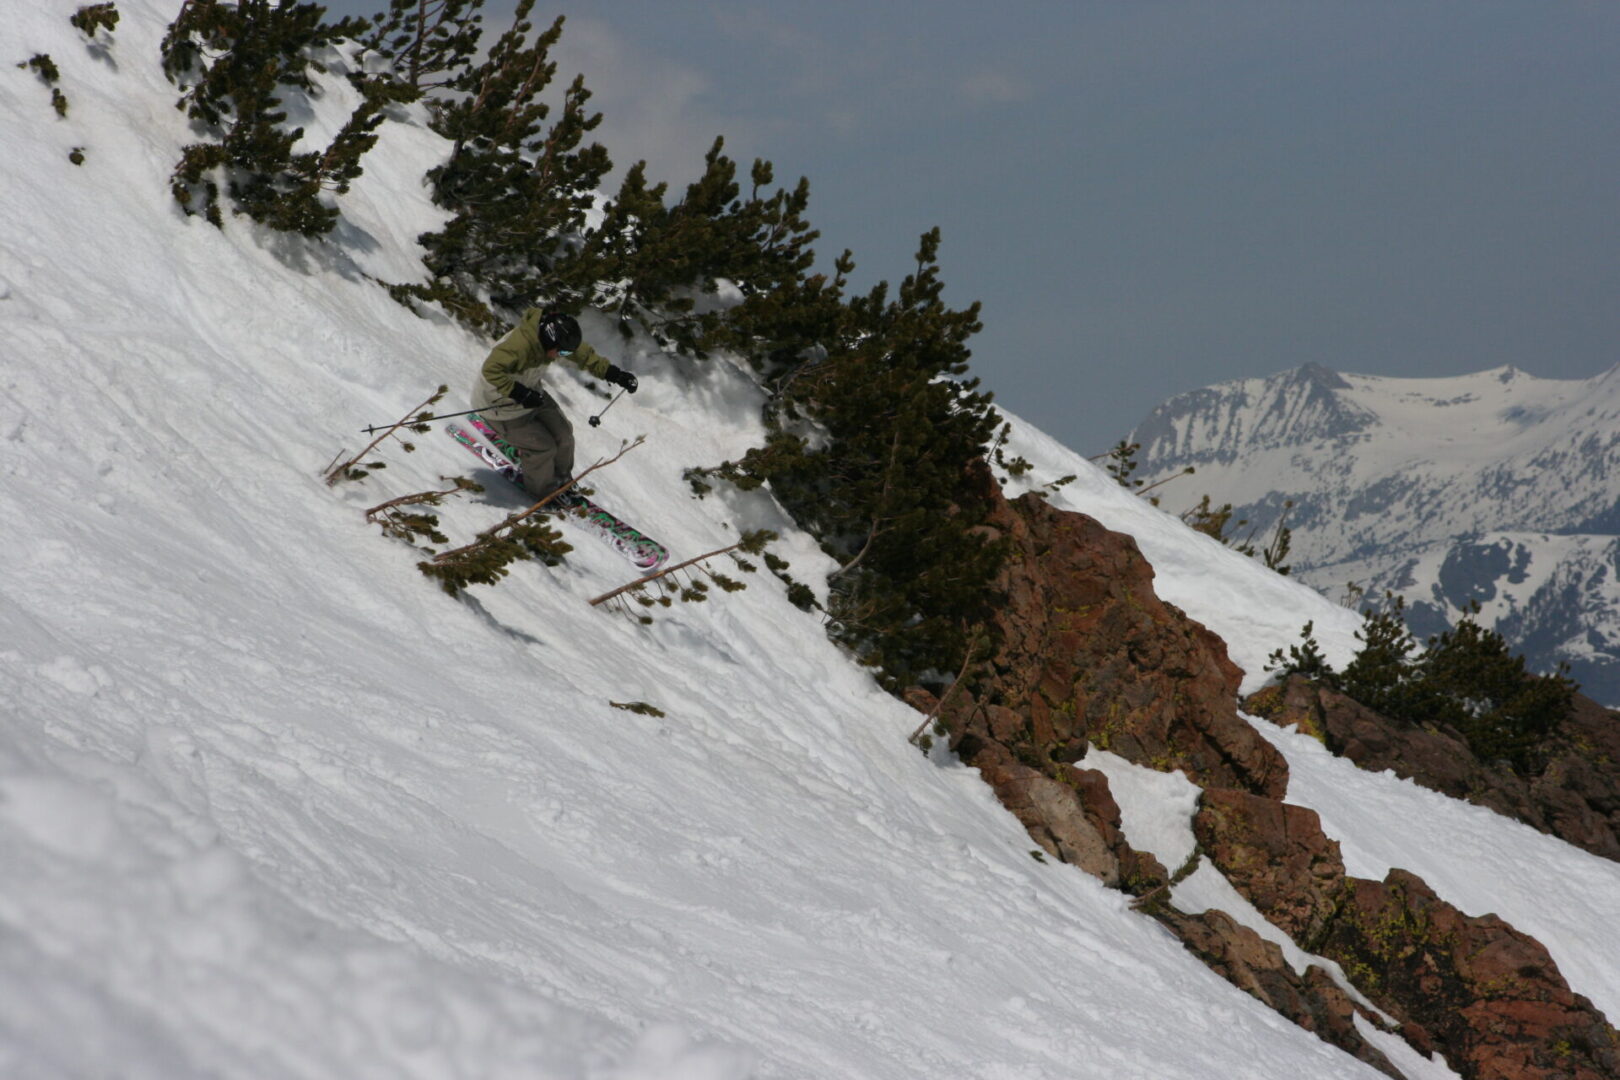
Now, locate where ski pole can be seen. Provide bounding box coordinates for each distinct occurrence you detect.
[588,389,626,428]
[360,406,484,434]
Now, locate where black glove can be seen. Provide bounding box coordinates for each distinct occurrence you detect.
[509,382,548,408]
[606,365,638,393]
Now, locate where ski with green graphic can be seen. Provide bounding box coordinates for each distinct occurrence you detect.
[446,418,669,572]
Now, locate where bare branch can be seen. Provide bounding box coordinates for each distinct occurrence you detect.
[908,629,981,745]
[589,535,747,608]
[326,387,444,486]
[363,477,476,521]
[432,436,644,564]
[1135,465,1195,499]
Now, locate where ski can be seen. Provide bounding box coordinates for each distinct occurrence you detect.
[446,421,670,572]
[465,413,520,464]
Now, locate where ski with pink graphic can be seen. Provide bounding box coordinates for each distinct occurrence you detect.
[446,418,669,572]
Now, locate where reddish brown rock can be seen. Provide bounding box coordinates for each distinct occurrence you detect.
[1153,907,1402,1078]
[1192,788,1346,947]
[1318,870,1620,1080]
[904,476,1620,1078]
[976,760,1166,888]
[1193,773,1620,1078]
[940,482,1287,799]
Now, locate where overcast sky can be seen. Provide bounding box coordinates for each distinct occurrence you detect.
[324,1,1620,451]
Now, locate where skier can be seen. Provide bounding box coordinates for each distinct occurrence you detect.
[471,309,639,503]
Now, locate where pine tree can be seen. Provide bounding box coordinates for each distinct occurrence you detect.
[161,0,396,235]
[704,229,1005,690]
[1337,594,1420,713]
[407,3,611,330]
[1104,439,1144,490]
[1182,495,1245,544]
[1278,596,1576,773]
[563,139,819,355]
[1416,606,1575,771]
[354,0,482,98]
[1265,620,1335,683]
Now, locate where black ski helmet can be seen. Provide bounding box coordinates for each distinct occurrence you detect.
[538,311,582,354]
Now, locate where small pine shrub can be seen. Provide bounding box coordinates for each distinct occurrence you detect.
[589,529,778,621]
[71,4,120,38]
[419,517,571,594]
[1271,598,1575,773]
[1104,439,1143,491]
[19,55,68,117]
[1337,594,1421,717]
[365,476,482,549]
[1417,606,1574,770]
[326,386,446,486]
[988,422,1033,483]
[1265,621,1335,683]
[160,0,400,235]
[1183,494,1246,545]
[1044,474,1077,492]
[1182,494,1292,575]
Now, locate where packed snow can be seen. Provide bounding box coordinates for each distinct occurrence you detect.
[3,4,1616,1077]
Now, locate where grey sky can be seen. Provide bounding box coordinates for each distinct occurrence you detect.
[324,1,1620,452]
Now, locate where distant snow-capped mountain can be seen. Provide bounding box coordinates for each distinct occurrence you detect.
[1127,363,1620,703]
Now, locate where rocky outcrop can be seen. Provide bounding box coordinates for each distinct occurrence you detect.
[907,481,1401,1066]
[972,759,1168,890]
[1195,790,1620,1080]
[906,476,1619,1079]
[931,481,1287,800]
[1152,907,1403,1079]
[1246,676,1620,862]
[1192,789,1344,945]
[1325,871,1619,1080]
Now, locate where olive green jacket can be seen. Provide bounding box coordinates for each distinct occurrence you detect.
[471,308,614,421]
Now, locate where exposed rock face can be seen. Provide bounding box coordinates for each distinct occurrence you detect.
[1195,791,1620,1080]
[908,479,1619,1079]
[972,759,1167,889]
[1323,870,1620,1080]
[908,483,1395,1066]
[938,484,1287,800]
[1192,789,1344,946]
[1152,907,1402,1079]
[1246,676,1620,862]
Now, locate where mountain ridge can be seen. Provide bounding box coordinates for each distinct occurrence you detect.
[1128,361,1620,702]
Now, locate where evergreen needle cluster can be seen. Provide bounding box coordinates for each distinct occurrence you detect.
[160,0,405,233]
[1269,597,1576,772]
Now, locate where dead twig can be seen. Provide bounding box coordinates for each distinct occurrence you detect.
[326,386,445,486]
[363,477,478,522]
[908,630,981,745]
[433,436,645,564]
[588,536,750,608]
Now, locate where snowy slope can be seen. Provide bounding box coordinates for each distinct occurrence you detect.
[1124,361,1620,702]
[2,5,1617,1078]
